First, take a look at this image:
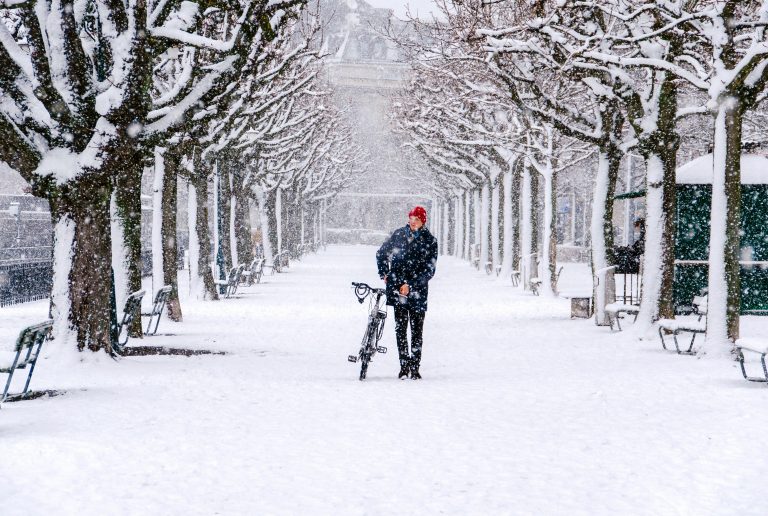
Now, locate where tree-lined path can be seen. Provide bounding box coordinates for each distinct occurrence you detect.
[2,246,765,515]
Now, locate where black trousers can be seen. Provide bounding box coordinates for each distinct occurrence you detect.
[394,305,426,368]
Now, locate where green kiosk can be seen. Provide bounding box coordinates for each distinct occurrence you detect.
[675,153,768,314]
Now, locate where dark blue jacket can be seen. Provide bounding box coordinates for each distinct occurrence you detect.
[376,225,438,312]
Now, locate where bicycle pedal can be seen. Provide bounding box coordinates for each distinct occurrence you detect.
[347,355,358,363]
[376,346,387,354]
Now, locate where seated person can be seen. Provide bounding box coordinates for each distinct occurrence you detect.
[613,218,645,274]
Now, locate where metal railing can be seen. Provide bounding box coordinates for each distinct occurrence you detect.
[0,260,53,307]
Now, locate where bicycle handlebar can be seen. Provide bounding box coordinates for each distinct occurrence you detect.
[351,282,386,304]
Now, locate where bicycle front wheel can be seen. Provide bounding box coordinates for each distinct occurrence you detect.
[359,323,376,381]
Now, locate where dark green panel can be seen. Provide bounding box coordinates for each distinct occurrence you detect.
[674,183,768,314]
[741,185,768,261]
[673,264,768,313]
[741,266,768,313]
[673,264,708,309]
[675,185,711,261]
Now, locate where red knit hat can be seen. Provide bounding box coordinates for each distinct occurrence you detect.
[409,206,427,225]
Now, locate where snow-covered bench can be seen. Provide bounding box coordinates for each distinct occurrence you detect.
[605,302,640,331]
[240,258,265,286]
[214,265,244,298]
[142,286,172,336]
[657,295,707,355]
[1,320,53,404]
[510,270,521,287]
[116,290,146,349]
[529,267,562,296]
[470,244,481,269]
[267,251,290,274]
[735,338,768,383]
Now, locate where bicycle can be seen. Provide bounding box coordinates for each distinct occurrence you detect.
[348,282,388,380]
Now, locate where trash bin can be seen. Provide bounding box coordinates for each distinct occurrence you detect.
[570,297,592,318]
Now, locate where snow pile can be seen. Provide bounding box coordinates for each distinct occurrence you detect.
[1,246,767,514]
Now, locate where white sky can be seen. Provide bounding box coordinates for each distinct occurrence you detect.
[365,0,443,19]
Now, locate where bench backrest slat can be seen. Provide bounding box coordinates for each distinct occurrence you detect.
[154,286,172,302]
[15,321,53,352]
[692,295,708,316]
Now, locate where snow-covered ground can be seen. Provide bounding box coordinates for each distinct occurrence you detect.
[1,246,767,515]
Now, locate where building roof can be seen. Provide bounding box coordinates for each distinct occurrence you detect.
[676,153,768,185]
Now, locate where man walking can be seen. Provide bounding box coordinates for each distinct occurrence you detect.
[376,206,438,379]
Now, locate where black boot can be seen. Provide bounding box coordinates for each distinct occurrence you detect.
[398,363,410,379]
[410,363,421,380]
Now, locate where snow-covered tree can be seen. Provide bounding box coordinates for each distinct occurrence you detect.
[0,0,305,352]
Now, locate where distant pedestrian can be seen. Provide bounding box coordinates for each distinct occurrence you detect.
[376,206,438,380]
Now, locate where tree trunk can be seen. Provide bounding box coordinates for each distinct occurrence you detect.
[113,157,144,338]
[542,166,558,296]
[512,159,522,273]
[500,162,515,279]
[191,155,218,300]
[521,162,533,289]
[152,147,165,296]
[454,195,463,258]
[218,160,233,270]
[530,168,540,258]
[705,99,743,348]
[464,190,471,261]
[628,74,680,331]
[62,176,115,351]
[480,182,490,271]
[491,178,500,273]
[234,186,253,267]
[439,201,447,255]
[592,147,621,325]
[162,151,183,322]
[257,185,276,263]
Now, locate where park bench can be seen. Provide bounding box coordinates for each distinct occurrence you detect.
[530,277,542,296]
[241,258,265,286]
[214,265,244,298]
[267,251,290,274]
[2,320,53,404]
[117,290,146,348]
[605,302,640,331]
[279,251,290,270]
[142,285,172,336]
[510,270,521,286]
[735,338,768,383]
[529,267,562,297]
[470,244,481,269]
[657,295,707,354]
